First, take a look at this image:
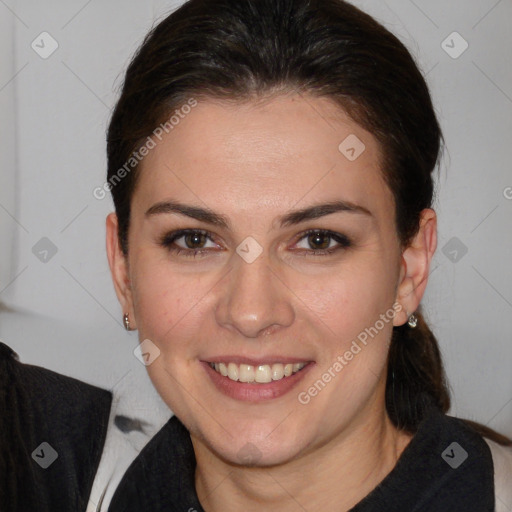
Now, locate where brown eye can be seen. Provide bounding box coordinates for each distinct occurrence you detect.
[159,229,219,256]
[183,232,208,249]
[294,229,352,255]
[307,231,331,250]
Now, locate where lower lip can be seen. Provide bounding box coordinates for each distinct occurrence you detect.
[202,361,314,402]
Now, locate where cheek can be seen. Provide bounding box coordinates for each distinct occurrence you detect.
[130,255,214,346]
[290,255,398,343]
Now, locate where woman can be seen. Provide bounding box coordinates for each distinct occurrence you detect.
[103,0,512,510]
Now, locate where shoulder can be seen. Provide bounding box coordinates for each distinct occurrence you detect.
[1,341,112,432]
[446,411,512,512]
[86,392,172,511]
[0,341,112,511]
[483,437,512,512]
[367,404,495,510]
[107,415,201,512]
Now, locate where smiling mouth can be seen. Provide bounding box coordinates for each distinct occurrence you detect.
[208,362,308,384]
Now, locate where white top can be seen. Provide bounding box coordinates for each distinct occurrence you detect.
[86,393,171,512]
[484,437,512,512]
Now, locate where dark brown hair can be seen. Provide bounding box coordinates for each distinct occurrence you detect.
[106,0,511,444]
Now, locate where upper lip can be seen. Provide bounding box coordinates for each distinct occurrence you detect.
[203,356,313,366]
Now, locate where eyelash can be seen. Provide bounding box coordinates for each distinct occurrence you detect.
[159,228,352,258]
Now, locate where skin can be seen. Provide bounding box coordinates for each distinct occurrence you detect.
[106,93,437,511]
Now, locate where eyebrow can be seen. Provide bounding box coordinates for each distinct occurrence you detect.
[144,199,372,229]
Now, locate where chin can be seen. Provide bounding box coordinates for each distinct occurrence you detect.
[200,418,314,468]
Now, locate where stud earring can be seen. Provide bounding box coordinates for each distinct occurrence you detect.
[407,313,418,328]
[123,313,131,331]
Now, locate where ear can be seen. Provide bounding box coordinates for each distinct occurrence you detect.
[393,208,437,326]
[106,212,137,329]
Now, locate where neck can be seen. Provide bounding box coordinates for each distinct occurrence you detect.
[193,400,413,512]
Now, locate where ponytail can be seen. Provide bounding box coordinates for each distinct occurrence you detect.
[386,309,512,446]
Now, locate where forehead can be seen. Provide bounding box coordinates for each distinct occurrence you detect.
[132,94,394,224]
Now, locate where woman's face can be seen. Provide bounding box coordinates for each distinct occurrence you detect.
[107,94,429,466]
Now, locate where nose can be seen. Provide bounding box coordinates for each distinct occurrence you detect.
[215,251,295,338]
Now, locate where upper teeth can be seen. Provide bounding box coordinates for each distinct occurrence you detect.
[210,362,307,383]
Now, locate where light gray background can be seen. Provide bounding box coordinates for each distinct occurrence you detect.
[1,0,511,435]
